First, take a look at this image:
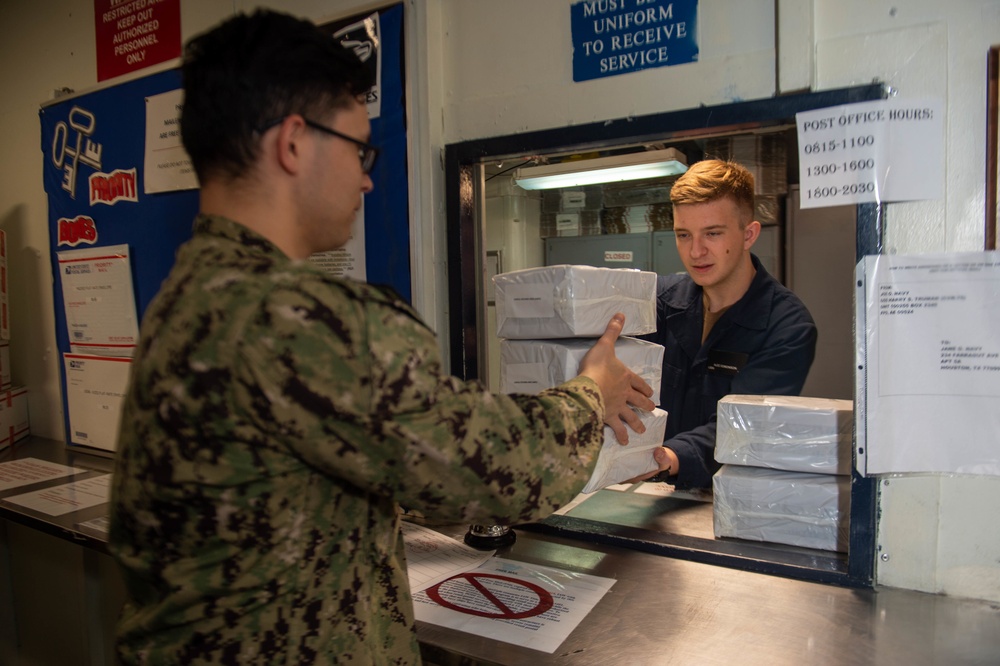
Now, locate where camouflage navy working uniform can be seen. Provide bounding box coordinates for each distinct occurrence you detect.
[108,214,606,665]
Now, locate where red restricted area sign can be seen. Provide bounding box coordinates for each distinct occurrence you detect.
[425,573,554,620]
[94,0,181,82]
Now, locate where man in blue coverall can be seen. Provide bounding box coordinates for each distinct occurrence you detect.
[638,159,817,489]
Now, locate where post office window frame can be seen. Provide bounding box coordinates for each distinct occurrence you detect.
[444,83,887,587]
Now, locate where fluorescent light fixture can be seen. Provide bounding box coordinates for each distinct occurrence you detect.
[513,147,687,190]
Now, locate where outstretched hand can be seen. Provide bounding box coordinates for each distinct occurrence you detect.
[577,313,656,444]
[624,446,679,483]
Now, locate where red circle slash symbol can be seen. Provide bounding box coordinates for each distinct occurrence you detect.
[425,573,555,619]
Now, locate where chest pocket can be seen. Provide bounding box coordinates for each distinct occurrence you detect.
[701,349,748,421]
[662,363,684,388]
[656,364,683,406]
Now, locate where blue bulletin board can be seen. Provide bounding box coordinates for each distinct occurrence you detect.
[323,4,411,298]
[40,4,410,452]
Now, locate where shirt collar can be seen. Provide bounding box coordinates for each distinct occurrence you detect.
[193,213,289,260]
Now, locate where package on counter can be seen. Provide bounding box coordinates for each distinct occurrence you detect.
[581,407,668,494]
[493,264,657,339]
[500,337,663,398]
[713,464,850,552]
[0,386,29,450]
[715,395,854,475]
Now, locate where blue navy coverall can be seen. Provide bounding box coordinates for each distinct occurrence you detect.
[640,254,817,489]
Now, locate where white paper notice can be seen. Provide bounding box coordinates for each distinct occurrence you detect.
[412,557,615,654]
[502,362,547,394]
[309,205,367,282]
[58,244,139,356]
[144,89,199,193]
[796,98,943,209]
[860,252,1000,476]
[506,284,556,318]
[0,458,85,492]
[64,354,132,451]
[401,521,495,593]
[3,474,111,516]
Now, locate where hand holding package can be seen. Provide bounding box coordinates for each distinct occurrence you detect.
[581,408,668,494]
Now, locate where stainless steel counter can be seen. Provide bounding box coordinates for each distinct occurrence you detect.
[0,436,114,551]
[3,438,999,665]
[417,526,1000,665]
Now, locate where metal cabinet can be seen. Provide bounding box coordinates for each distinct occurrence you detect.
[544,233,651,270]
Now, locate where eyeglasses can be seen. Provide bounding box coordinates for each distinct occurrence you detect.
[258,116,380,174]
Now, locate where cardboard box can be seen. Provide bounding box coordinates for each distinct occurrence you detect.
[582,407,668,494]
[0,386,30,451]
[713,464,850,552]
[0,341,10,391]
[541,187,603,213]
[600,204,673,234]
[0,230,8,341]
[500,337,663,399]
[539,211,602,238]
[493,265,657,339]
[715,395,854,475]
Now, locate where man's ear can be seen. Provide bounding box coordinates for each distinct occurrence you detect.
[744,220,761,250]
[274,115,306,175]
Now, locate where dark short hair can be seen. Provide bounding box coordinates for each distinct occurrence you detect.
[180,10,375,182]
[670,159,755,226]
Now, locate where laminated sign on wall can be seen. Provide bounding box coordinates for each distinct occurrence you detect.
[856,252,1000,476]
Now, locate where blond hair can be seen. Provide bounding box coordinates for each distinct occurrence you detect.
[670,160,755,226]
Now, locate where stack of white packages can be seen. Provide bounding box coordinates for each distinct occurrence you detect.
[494,264,657,339]
[493,265,666,493]
[712,395,854,552]
[499,337,663,399]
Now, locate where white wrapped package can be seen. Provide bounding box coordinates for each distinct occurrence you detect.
[499,337,663,398]
[713,464,850,552]
[493,265,657,339]
[715,395,854,475]
[581,408,667,494]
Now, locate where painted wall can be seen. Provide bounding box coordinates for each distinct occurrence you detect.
[809,0,1000,603]
[0,0,998,625]
[437,0,1000,602]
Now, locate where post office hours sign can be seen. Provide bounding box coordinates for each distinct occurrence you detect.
[571,0,698,82]
[796,98,944,209]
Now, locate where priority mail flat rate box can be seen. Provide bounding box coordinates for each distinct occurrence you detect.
[493,265,657,339]
[713,464,850,552]
[500,337,663,398]
[715,395,854,475]
[0,386,30,451]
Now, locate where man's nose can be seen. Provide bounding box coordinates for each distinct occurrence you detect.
[689,236,706,257]
[362,174,374,193]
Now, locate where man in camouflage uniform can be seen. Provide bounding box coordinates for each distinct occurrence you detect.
[108,10,654,665]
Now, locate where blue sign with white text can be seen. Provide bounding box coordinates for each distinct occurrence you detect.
[571,0,698,82]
